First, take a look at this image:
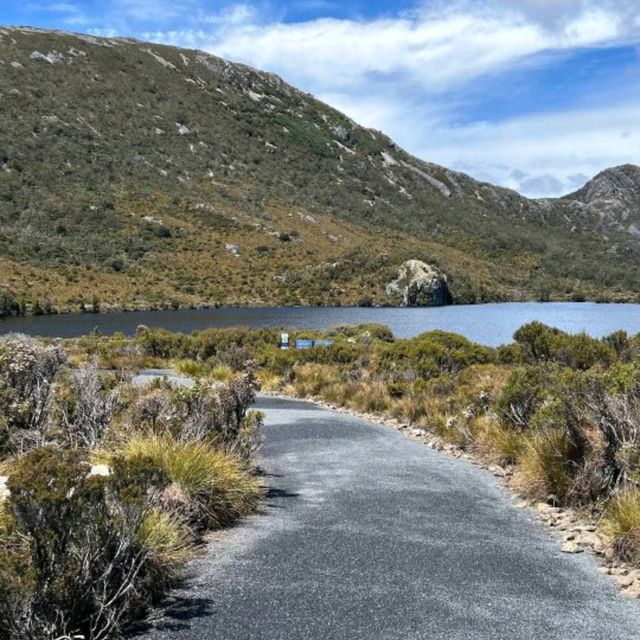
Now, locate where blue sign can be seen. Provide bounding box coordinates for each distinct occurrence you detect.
[313,340,335,347]
[295,339,314,350]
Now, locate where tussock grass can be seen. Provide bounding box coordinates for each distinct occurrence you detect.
[349,381,392,414]
[292,363,337,398]
[209,364,235,383]
[603,490,640,562]
[119,435,262,530]
[174,359,210,378]
[478,422,525,465]
[257,370,281,392]
[139,508,194,590]
[0,459,14,476]
[514,430,573,501]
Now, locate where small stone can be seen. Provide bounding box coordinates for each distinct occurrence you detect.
[622,583,640,599]
[613,574,634,589]
[561,542,584,554]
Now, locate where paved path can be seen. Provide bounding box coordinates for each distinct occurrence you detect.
[134,396,640,640]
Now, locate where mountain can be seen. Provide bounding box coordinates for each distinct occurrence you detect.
[0,26,638,312]
[559,165,640,236]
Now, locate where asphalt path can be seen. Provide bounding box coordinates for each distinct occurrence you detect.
[134,396,640,640]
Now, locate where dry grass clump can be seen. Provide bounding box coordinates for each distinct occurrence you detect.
[348,381,392,414]
[119,435,262,530]
[478,422,525,465]
[603,490,640,562]
[513,430,574,502]
[291,363,338,398]
[257,369,281,392]
[138,508,194,589]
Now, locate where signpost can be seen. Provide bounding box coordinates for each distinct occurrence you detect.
[279,335,335,350]
[313,339,335,348]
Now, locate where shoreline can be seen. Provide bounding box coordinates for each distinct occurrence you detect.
[1,297,638,324]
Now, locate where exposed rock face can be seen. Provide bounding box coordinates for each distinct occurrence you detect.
[386,260,451,307]
[559,165,640,236]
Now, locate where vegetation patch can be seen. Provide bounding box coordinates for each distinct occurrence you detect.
[0,333,263,639]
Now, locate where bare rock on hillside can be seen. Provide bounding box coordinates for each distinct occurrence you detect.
[386,259,451,307]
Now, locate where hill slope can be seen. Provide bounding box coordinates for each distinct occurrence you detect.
[0,26,638,312]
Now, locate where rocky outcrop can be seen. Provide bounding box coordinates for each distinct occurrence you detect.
[386,260,451,307]
[561,165,640,236]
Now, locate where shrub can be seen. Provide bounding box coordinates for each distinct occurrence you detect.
[56,361,118,448]
[0,335,66,449]
[378,331,493,379]
[496,365,552,430]
[0,447,165,640]
[328,323,394,342]
[513,321,561,362]
[514,322,614,370]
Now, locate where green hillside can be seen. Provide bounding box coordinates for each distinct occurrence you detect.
[0,26,639,313]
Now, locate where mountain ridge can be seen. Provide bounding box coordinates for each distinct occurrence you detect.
[0,26,638,312]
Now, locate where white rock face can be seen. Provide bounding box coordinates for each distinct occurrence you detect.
[0,476,8,500]
[386,259,451,307]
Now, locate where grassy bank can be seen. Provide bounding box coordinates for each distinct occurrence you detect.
[0,335,263,639]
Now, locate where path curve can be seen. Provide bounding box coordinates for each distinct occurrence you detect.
[134,396,640,640]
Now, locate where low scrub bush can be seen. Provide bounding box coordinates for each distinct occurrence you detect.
[496,365,553,430]
[514,321,615,370]
[0,332,264,637]
[0,447,166,640]
[0,335,66,452]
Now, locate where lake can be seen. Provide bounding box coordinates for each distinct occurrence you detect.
[0,302,638,346]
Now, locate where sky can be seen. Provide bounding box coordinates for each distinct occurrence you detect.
[3,0,640,197]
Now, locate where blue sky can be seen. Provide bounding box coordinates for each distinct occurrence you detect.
[4,0,640,196]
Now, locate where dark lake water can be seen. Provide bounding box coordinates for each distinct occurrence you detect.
[0,302,638,346]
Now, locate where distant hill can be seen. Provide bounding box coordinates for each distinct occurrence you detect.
[0,26,638,313]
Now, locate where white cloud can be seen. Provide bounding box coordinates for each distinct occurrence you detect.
[419,104,640,196]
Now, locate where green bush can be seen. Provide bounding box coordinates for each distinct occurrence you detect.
[495,365,552,430]
[0,448,166,640]
[514,322,614,370]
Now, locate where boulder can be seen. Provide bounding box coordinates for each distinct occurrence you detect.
[386,260,451,307]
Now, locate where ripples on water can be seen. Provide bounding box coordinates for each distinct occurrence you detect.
[0,302,638,347]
